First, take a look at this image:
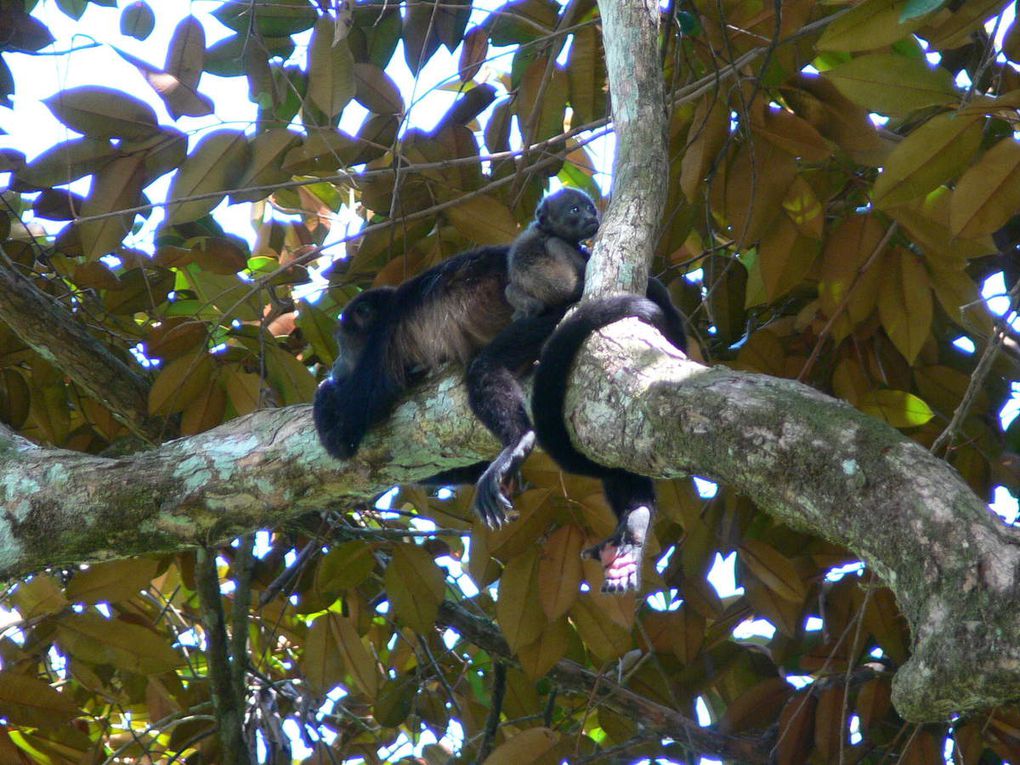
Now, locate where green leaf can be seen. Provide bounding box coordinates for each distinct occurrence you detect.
[213,0,317,37]
[817,0,931,52]
[901,0,946,21]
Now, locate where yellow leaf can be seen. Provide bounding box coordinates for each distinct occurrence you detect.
[872,112,982,208]
[822,54,957,116]
[167,130,250,224]
[951,137,1020,237]
[496,547,545,653]
[384,545,444,633]
[817,0,931,52]
[929,266,994,336]
[739,540,807,603]
[860,389,934,428]
[877,249,932,364]
[537,525,583,620]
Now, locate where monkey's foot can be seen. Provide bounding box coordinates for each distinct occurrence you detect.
[472,431,536,528]
[582,505,652,594]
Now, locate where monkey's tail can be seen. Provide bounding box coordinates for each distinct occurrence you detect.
[531,295,680,479]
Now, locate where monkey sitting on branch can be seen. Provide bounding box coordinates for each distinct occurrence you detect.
[313,188,686,592]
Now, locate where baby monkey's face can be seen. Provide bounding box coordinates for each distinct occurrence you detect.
[541,187,600,243]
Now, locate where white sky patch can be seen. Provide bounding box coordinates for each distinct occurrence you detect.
[707,551,742,598]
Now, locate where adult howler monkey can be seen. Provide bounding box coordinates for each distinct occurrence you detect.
[313,188,597,463]
[531,294,687,593]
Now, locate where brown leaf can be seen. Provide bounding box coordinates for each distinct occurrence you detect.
[165,16,205,89]
[148,349,214,416]
[459,25,488,82]
[538,525,583,620]
[0,674,79,728]
[483,727,561,765]
[569,593,631,662]
[56,613,182,675]
[517,618,570,679]
[878,248,932,364]
[180,379,227,435]
[739,540,808,603]
[65,558,159,604]
[167,130,249,224]
[496,547,545,653]
[354,62,403,115]
[78,154,146,261]
[306,17,356,119]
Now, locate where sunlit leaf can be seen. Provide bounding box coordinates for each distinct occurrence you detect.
[822,53,957,115]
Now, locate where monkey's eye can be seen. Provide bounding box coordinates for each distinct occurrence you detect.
[570,206,579,214]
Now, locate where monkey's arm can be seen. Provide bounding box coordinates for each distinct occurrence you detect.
[465,311,564,526]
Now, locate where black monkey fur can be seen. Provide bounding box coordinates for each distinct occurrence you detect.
[505,187,599,320]
[531,294,687,593]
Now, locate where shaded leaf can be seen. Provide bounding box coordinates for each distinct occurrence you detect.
[44,86,160,140]
[483,727,561,765]
[307,17,356,120]
[65,558,159,604]
[496,547,545,652]
[822,53,957,115]
[0,674,79,728]
[538,525,583,620]
[120,1,155,40]
[79,154,147,260]
[818,0,931,51]
[56,613,182,675]
[951,137,1020,237]
[167,130,250,224]
[384,545,444,633]
[878,249,932,364]
[739,540,808,602]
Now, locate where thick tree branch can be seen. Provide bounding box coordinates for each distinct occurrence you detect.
[2,319,1018,721]
[589,0,667,296]
[0,260,164,442]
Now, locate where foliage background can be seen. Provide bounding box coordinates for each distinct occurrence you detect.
[0,0,1019,762]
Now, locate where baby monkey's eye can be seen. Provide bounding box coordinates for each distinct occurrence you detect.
[570,206,579,213]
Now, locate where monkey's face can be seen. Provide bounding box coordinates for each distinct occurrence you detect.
[539,188,600,243]
[332,287,396,375]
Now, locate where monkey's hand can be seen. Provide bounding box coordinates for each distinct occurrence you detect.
[582,505,651,594]
[472,430,535,528]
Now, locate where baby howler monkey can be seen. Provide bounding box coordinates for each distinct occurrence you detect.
[505,188,599,320]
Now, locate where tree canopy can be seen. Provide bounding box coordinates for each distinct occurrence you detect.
[1,0,1020,763]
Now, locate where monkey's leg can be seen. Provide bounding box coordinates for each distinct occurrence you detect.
[466,313,562,527]
[582,472,656,594]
